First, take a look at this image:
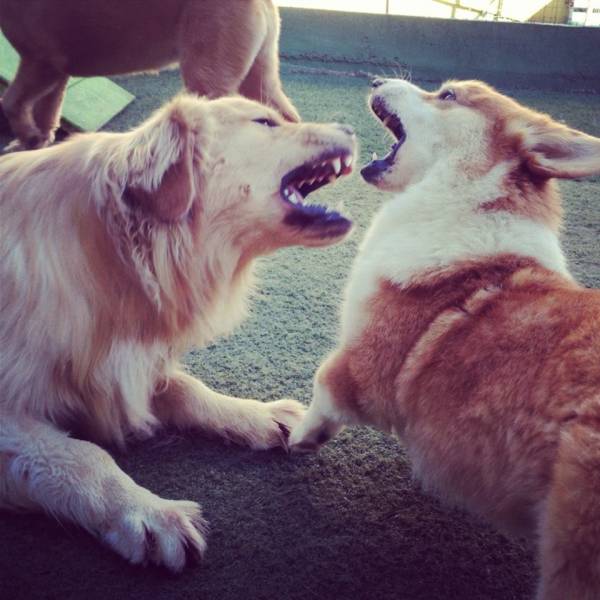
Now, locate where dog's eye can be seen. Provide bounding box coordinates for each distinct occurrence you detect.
[253,118,279,127]
[439,89,457,101]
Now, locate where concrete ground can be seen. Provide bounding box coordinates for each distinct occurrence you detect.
[1,64,600,600]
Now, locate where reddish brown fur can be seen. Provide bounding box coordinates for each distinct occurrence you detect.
[324,259,600,597]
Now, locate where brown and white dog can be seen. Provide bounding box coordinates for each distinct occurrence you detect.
[0,94,355,570]
[289,79,600,599]
[0,0,299,150]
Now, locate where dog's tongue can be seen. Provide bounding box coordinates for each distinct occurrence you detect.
[361,143,401,182]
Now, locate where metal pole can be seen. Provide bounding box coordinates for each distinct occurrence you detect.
[496,0,504,20]
[385,0,389,15]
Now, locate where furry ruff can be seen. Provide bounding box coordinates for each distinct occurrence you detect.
[0,93,356,570]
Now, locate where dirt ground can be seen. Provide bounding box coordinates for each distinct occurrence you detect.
[1,64,600,600]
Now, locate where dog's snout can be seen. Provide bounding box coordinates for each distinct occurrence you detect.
[337,123,355,137]
[371,78,386,89]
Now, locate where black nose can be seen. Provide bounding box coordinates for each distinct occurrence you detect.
[371,78,386,89]
[337,123,355,136]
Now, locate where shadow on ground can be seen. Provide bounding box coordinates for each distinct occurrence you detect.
[1,64,600,600]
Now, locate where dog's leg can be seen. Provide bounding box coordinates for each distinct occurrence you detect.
[152,369,305,450]
[289,352,354,452]
[238,14,300,123]
[536,423,600,599]
[0,414,207,571]
[239,38,300,123]
[178,4,264,100]
[1,58,65,151]
[32,74,69,146]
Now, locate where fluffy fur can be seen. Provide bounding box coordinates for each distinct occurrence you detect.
[0,0,299,150]
[0,93,355,570]
[289,79,600,600]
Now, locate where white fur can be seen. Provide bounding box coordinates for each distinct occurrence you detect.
[341,160,568,343]
[0,94,356,570]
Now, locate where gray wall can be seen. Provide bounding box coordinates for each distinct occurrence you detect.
[279,8,600,91]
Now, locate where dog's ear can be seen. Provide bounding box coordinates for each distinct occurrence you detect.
[123,102,197,222]
[521,117,600,179]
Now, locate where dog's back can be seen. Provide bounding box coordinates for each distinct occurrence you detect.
[0,0,229,75]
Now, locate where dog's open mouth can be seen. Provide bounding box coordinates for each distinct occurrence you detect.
[282,149,354,238]
[361,96,407,183]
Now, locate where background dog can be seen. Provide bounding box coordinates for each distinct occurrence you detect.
[290,78,600,600]
[0,0,299,150]
[0,93,355,570]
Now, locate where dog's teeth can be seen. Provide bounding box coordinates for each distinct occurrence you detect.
[332,158,342,175]
[343,155,353,168]
[372,152,378,161]
[284,187,291,198]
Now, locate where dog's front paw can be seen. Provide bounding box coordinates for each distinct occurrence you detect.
[101,495,208,572]
[236,399,305,451]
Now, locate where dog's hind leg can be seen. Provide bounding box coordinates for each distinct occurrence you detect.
[0,414,207,570]
[536,421,600,600]
[178,2,265,100]
[1,58,65,151]
[152,369,305,451]
[238,8,300,123]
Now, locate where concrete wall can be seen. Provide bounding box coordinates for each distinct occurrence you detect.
[279,8,600,91]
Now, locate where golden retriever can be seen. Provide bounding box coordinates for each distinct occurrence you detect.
[0,93,355,570]
[290,78,600,599]
[0,0,299,150]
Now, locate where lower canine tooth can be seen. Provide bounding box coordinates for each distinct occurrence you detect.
[372,152,378,161]
[343,155,353,168]
[332,157,342,174]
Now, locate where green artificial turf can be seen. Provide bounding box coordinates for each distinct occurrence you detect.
[1,66,599,600]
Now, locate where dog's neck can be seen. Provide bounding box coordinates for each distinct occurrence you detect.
[366,159,567,279]
[339,162,569,344]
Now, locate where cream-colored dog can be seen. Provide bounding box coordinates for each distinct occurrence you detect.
[0,0,299,150]
[0,94,355,570]
[290,79,600,599]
